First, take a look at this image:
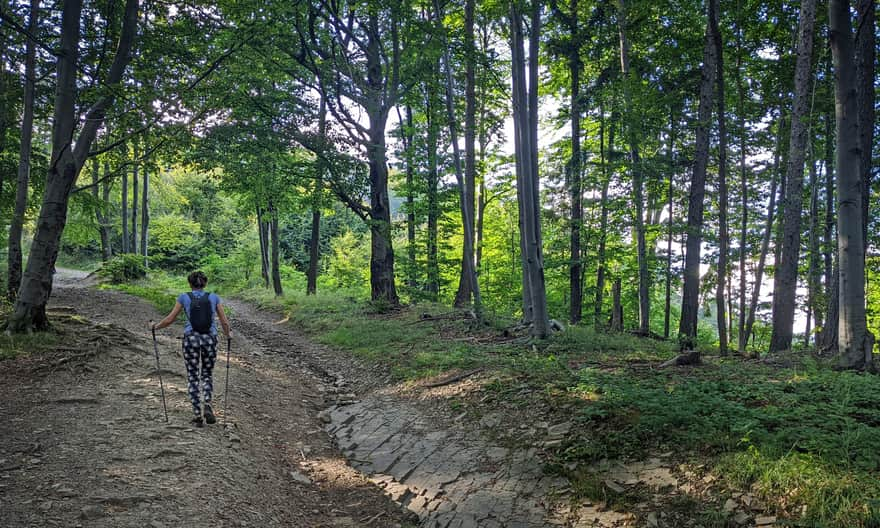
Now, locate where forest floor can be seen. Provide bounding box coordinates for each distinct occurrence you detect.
[2,271,879,527]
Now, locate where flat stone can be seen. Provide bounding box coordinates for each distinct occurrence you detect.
[80,505,104,520]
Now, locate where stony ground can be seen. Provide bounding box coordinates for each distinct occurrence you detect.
[0,272,777,528]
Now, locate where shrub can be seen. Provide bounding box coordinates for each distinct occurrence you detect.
[98,253,147,283]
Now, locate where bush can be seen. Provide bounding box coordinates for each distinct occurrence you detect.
[98,253,147,283]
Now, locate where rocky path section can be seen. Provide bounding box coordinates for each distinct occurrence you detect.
[323,398,567,528]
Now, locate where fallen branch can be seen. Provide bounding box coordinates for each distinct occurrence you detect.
[424,368,484,388]
[659,351,702,368]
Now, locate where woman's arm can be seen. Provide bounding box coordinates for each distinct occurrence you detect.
[216,304,232,338]
[153,302,183,330]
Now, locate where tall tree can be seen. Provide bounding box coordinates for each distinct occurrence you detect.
[8,0,140,332]
[768,0,817,353]
[617,0,649,335]
[713,5,730,355]
[743,114,785,353]
[294,1,430,305]
[435,0,481,316]
[453,0,479,309]
[510,0,549,337]
[679,0,718,344]
[855,0,875,257]
[829,0,873,369]
[7,0,39,300]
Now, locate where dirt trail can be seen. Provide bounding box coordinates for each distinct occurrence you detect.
[0,276,415,528]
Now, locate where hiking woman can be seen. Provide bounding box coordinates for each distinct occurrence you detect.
[152,271,232,427]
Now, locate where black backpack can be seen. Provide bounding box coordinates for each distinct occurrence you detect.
[187,292,213,333]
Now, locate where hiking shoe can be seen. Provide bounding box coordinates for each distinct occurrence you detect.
[204,404,216,424]
[191,416,204,428]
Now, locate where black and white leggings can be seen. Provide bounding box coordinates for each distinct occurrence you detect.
[182,332,218,416]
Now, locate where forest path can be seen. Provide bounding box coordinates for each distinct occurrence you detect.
[0,277,415,528]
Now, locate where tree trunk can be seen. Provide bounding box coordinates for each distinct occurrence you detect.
[595,105,613,329]
[617,0,650,335]
[713,11,730,355]
[453,0,479,309]
[141,138,149,267]
[769,0,817,353]
[610,278,623,332]
[131,140,138,255]
[8,0,139,332]
[366,122,399,305]
[743,114,785,354]
[736,38,749,352]
[510,0,549,337]
[92,161,111,263]
[855,0,874,256]
[664,106,677,339]
[806,148,823,346]
[425,90,440,301]
[268,201,283,297]
[101,161,112,261]
[404,105,417,289]
[306,200,321,296]
[437,0,481,315]
[121,163,129,254]
[829,0,872,369]
[679,0,718,344]
[819,111,837,352]
[257,205,270,288]
[567,0,583,325]
[307,96,327,296]
[364,11,398,306]
[7,0,38,300]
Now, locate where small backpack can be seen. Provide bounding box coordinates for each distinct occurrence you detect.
[187,292,213,333]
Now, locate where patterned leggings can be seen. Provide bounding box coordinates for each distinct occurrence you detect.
[182,333,218,416]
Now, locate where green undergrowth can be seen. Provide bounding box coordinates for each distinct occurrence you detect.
[0,301,62,360]
[111,276,880,526]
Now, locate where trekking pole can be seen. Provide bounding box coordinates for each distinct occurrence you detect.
[150,323,169,423]
[223,336,231,423]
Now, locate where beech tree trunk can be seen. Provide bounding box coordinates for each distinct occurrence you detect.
[855,0,875,256]
[713,11,730,355]
[617,0,650,335]
[806,149,823,347]
[664,107,677,339]
[743,114,785,354]
[92,162,111,263]
[425,89,440,300]
[736,41,748,351]
[510,0,549,337]
[610,278,623,332]
[257,205,270,288]
[268,201,283,297]
[6,0,38,300]
[819,110,838,353]
[829,0,872,369]
[567,0,583,325]
[595,106,614,329]
[679,0,718,344]
[436,0,481,316]
[8,0,139,332]
[141,138,149,267]
[307,96,327,296]
[404,105,417,289]
[121,164,129,254]
[131,140,139,255]
[769,0,817,353]
[453,0,479,309]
